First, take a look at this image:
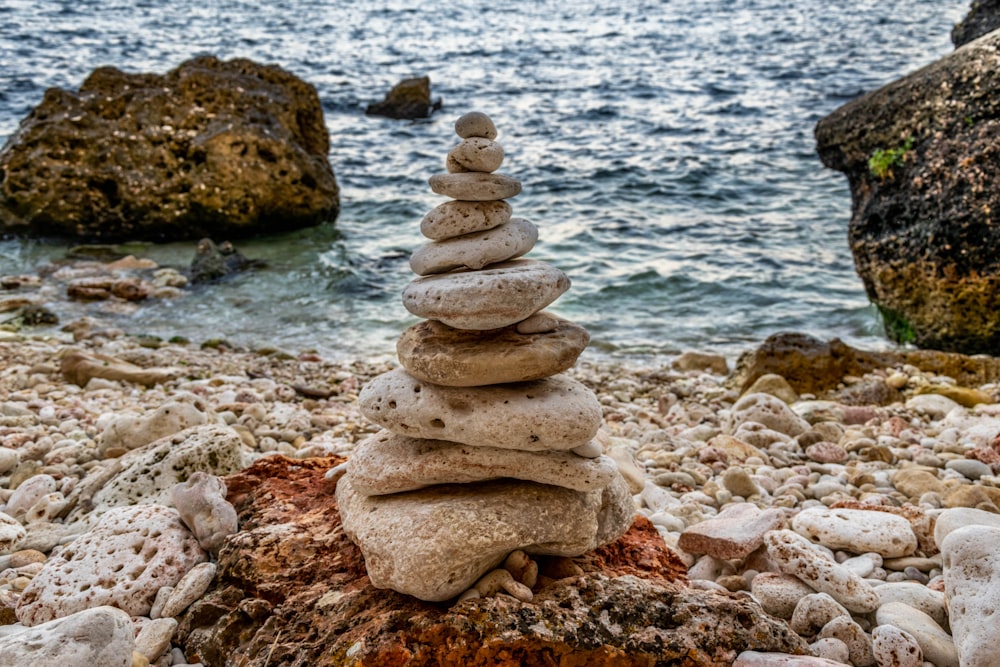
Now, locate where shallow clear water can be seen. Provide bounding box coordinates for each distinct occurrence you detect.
[0,0,969,362]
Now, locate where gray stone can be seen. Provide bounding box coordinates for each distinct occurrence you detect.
[454,111,498,140]
[789,592,850,636]
[420,200,512,241]
[942,524,1000,667]
[16,504,207,626]
[347,430,620,495]
[396,316,588,387]
[335,473,633,601]
[409,217,537,275]
[0,606,135,667]
[725,392,810,437]
[446,137,504,173]
[401,259,569,330]
[359,369,601,451]
[429,172,521,201]
[6,473,58,518]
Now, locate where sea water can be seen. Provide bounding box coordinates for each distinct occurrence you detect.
[0,0,970,363]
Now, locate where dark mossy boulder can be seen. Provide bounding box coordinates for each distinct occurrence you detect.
[366,76,442,120]
[953,0,1000,48]
[815,31,1000,354]
[0,56,339,242]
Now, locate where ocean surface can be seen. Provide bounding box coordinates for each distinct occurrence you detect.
[0,0,970,364]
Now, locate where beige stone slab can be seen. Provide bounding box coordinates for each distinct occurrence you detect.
[421,200,512,241]
[397,316,588,386]
[429,172,521,201]
[359,368,601,451]
[348,430,620,495]
[409,217,537,276]
[402,259,569,330]
[336,473,632,601]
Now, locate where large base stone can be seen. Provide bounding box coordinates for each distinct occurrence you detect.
[176,456,808,667]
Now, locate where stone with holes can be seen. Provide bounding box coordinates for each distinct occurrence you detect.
[791,506,918,558]
[396,315,588,387]
[409,217,537,276]
[0,605,135,666]
[359,369,601,451]
[348,429,620,495]
[420,200,512,241]
[98,399,209,456]
[16,504,207,626]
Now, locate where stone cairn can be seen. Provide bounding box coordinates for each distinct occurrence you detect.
[335,112,633,602]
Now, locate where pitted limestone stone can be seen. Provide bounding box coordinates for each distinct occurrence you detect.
[750,572,816,620]
[402,259,569,330]
[0,606,135,667]
[876,582,949,630]
[16,504,207,626]
[98,400,208,455]
[875,602,958,667]
[396,316,588,387]
[764,529,880,613]
[359,369,601,451]
[817,616,875,667]
[0,510,26,551]
[335,473,632,601]
[872,625,924,667]
[67,424,246,524]
[942,524,1000,667]
[420,200,512,241]
[791,506,918,558]
[429,172,521,201]
[6,473,58,518]
[446,137,504,173]
[348,429,620,495]
[789,592,851,636]
[171,472,238,555]
[454,111,498,140]
[409,217,537,275]
[724,392,810,437]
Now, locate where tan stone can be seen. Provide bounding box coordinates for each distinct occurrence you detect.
[401,259,569,330]
[396,317,588,387]
[420,200,512,241]
[894,468,945,498]
[347,430,620,495]
[429,172,521,201]
[743,373,799,404]
[359,369,601,451]
[915,383,994,408]
[336,473,632,601]
[409,217,537,275]
[454,111,498,140]
[446,137,504,173]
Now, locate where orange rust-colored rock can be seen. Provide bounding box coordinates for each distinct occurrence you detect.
[177,455,806,667]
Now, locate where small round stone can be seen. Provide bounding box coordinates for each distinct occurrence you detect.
[421,200,512,241]
[455,111,497,140]
[446,137,504,173]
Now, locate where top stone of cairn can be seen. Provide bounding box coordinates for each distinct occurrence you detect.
[454,111,498,140]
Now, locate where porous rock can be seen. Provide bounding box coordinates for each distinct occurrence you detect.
[402,259,567,330]
[98,400,208,455]
[359,369,602,451]
[750,572,816,620]
[429,172,522,201]
[733,652,850,666]
[875,601,958,667]
[16,504,207,625]
[336,473,633,601]
[409,217,537,275]
[0,56,339,241]
[347,429,620,495]
[872,624,924,667]
[396,316,588,386]
[724,392,809,437]
[791,506,918,558]
[446,137,504,173]
[420,199,512,240]
[171,472,238,555]
[0,511,26,552]
[942,524,1000,667]
[176,455,807,666]
[61,349,180,387]
[0,605,135,667]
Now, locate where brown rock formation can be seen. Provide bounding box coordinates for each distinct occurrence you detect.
[176,455,807,667]
[365,76,441,119]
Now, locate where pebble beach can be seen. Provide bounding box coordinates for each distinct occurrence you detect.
[2,321,1000,664]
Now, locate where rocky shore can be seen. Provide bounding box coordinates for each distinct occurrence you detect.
[1,326,1000,665]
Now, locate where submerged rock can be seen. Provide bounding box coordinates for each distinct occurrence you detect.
[365,75,441,119]
[177,456,807,667]
[952,0,1000,47]
[815,31,1000,354]
[0,55,339,241]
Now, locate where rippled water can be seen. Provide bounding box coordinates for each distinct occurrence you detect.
[0,0,969,362]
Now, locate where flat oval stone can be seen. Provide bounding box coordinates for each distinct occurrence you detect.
[409,217,538,276]
[791,507,918,558]
[402,259,569,330]
[359,368,601,451]
[454,111,497,140]
[446,137,504,173]
[347,429,619,495]
[335,473,632,601]
[421,200,512,241]
[397,316,588,386]
[429,172,521,201]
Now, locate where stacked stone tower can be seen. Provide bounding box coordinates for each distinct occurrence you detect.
[336,112,632,602]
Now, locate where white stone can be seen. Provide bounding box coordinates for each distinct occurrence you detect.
[942,524,1000,667]
[16,504,207,626]
[904,394,962,420]
[0,511,27,552]
[347,430,620,495]
[810,638,849,664]
[0,447,20,474]
[134,617,177,662]
[0,606,135,667]
[409,217,537,275]
[764,529,880,613]
[876,582,949,630]
[7,474,58,518]
[98,401,208,455]
[446,137,504,173]
[817,616,874,667]
[401,259,569,330]
[158,562,216,618]
[171,472,238,555]
[750,572,816,620]
[734,651,855,666]
[933,506,1000,549]
[791,507,917,558]
[875,601,958,667]
[842,552,882,578]
[725,393,809,437]
[420,200,512,240]
[872,625,923,667]
[24,492,67,524]
[789,592,850,636]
